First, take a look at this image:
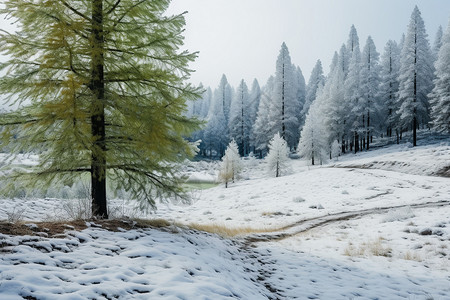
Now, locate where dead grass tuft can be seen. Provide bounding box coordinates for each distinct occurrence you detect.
[403,251,422,261]
[187,223,274,238]
[344,237,392,257]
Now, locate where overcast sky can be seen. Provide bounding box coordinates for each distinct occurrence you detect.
[167,0,450,89]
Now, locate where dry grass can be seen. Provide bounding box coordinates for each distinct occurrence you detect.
[403,251,422,261]
[344,237,392,257]
[187,222,275,238]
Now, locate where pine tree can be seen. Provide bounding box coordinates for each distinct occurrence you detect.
[302,60,325,119]
[379,40,401,140]
[294,66,307,131]
[345,42,362,152]
[397,6,434,146]
[266,133,290,177]
[432,25,443,62]
[217,74,233,126]
[248,79,262,153]
[253,92,273,155]
[298,99,328,166]
[218,140,241,188]
[0,0,201,217]
[359,36,381,150]
[204,99,227,158]
[429,19,450,133]
[272,43,299,149]
[229,79,251,156]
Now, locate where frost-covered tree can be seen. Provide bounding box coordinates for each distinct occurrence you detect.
[199,87,213,119]
[323,63,346,156]
[229,80,251,156]
[432,25,443,62]
[189,87,212,156]
[347,25,360,55]
[397,6,434,146]
[204,98,228,158]
[0,0,201,217]
[266,133,290,177]
[345,42,362,152]
[298,99,328,166]
[294,66,307,130]
[302,60,325,118]
[248,79,262,152]
[272,43,299,149]
[338,44,350,79]
[379,40,401,140]
[429,19,450,133]
[216,74,233,126]
[253,93,273,155]
[218,140,241,188]
[330,140,341,160]
[359,36,381,150]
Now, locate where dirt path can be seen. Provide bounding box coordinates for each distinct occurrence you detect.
[243,200,450,244]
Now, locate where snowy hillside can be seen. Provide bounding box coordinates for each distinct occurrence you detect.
[1,139,450,299]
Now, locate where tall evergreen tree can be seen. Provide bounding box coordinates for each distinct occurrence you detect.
[345,42,362,152]
[298,91,328,166]
[217,74,233,126]
[302,60,325,119]
[359,36,381,150]
[0,0,201,217]
[429,19,450,133]
[253,93,272,155]
[379,40,401,140]
[432,25,443,62]
[272,42,299,149]
[229,79,251,156]
[248,79,262,153]
[397,6,434,146]
[294,66,306,134]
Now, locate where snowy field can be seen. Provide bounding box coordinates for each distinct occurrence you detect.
[1,137,450,299]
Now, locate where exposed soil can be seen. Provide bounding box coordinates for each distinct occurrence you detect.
[0,218,171,238]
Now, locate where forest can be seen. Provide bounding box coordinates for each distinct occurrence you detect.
[187,6,450,164]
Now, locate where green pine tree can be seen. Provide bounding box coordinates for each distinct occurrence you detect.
[0,0,201,218]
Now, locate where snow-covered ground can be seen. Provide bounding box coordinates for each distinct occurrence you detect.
[1,138,450,299]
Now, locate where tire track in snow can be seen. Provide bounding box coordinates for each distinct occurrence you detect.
[243,200,450,244]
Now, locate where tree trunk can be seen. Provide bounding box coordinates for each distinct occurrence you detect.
[366,111,370,150]
[354,132,359,153]
[91,0,108,218]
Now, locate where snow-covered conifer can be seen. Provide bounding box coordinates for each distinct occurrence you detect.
[379,40,401,139]
[248,79,262,152]
[229,80,251,156]
[359,36,381,150]
[429,19,450,133]
[272,43,299,149]
[397,6,434,146]
[216,74,233,126]
[218,140,241,188]
[344,42,362,152]
[298,99,328,165]
[302,60,325,118]
[432,25,443,62]
[266,133,290,177]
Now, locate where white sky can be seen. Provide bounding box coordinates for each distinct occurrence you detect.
[0,1,449,92]
[167,0,450,88]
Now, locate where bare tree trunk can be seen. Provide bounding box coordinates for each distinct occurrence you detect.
[91,0,108,218]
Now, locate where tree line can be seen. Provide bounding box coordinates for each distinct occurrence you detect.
[188,6,450,164]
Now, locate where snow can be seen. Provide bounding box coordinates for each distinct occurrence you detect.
[1,138,450,299]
